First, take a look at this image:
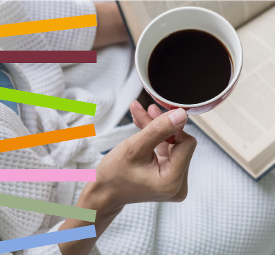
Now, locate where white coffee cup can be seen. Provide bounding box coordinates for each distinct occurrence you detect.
[135,7,243,115]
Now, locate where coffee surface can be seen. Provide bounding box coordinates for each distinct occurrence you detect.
[148,29,233,104]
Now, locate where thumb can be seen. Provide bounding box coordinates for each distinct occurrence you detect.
[132,108,188,157]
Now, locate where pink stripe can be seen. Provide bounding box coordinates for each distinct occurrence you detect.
[0,169,96,182]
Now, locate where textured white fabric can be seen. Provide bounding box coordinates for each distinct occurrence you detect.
[0,0,141,254]
[71,122,275,255]
[0,1,275,255]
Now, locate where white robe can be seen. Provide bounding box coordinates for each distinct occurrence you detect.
[0,1,275,255]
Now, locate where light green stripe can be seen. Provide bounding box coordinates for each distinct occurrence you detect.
[0,193,96,222]
[0,88,96,116]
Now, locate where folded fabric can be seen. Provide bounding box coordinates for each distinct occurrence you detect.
[0,64,19,115]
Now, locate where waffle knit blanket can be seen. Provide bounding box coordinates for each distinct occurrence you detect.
[0,1,275,255]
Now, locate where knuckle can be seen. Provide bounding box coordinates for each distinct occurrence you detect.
[192,137,198,147]
[172,190,188,203]
[169,186,180,197]
[159,181,181,198]
[170,185,188,203]
[185,135,197,149]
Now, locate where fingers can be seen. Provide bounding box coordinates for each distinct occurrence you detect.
[161,131,196,179]
[148,104,176,144]
[148,104,173,157]
[130,100,152,129]
[130,101,170,158]
[131,101,164,129]
[156,141,169,158]
[148,104,163,119]
[131,107,188,158]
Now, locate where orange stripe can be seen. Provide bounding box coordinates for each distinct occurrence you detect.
[0,15,97,37]
[0,124,96,153]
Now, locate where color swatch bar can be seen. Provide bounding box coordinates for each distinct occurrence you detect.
[0,51,97,63]
[0,193,96,222]
[0,124,96,153]
[0,225,96,253]
[0,88,97,116]
[0,14,97,37]
[0,169,96,182]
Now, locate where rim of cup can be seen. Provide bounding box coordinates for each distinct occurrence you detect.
[135,6,243,108]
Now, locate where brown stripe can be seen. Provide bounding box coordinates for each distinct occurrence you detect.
[0,51,97,63]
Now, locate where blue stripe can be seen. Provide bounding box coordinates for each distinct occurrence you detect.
[0,65,19,115]
[0,225,96,253]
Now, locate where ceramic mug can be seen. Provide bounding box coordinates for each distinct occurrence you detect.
[135,7,243,115]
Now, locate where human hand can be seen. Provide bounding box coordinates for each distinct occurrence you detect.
[132,102,178,144]
[59,100,196,255]
[131,100,186,158]
[85,100,197,209]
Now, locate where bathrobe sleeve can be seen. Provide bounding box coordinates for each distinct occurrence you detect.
[20,221,101,255]
[0,104,100,255]
[21,0,97,52]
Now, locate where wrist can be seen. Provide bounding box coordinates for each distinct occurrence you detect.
[79,179,124,218]
[58,177,124,255]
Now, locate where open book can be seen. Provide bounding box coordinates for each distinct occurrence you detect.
[117,1,275,180]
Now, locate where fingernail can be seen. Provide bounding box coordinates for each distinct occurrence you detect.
[135,100,143,110]
[168,108,187,126]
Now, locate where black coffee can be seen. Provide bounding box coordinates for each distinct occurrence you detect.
[148,29,233,104]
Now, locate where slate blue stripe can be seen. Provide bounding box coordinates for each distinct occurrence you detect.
[0,225,96,253]
[0,68,19,115]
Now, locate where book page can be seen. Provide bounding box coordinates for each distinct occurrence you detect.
[118,1,275,45]
[192,6,275,173]
[118,1,275,176]
[117,2,144,45]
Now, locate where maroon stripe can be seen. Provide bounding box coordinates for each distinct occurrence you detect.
[0,51,97,63]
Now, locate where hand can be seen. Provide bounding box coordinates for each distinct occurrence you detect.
[59,100,197,255]
[89,100,197,207]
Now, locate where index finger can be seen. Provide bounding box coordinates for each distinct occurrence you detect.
[161,131,197,178]
[130,100,152,129]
